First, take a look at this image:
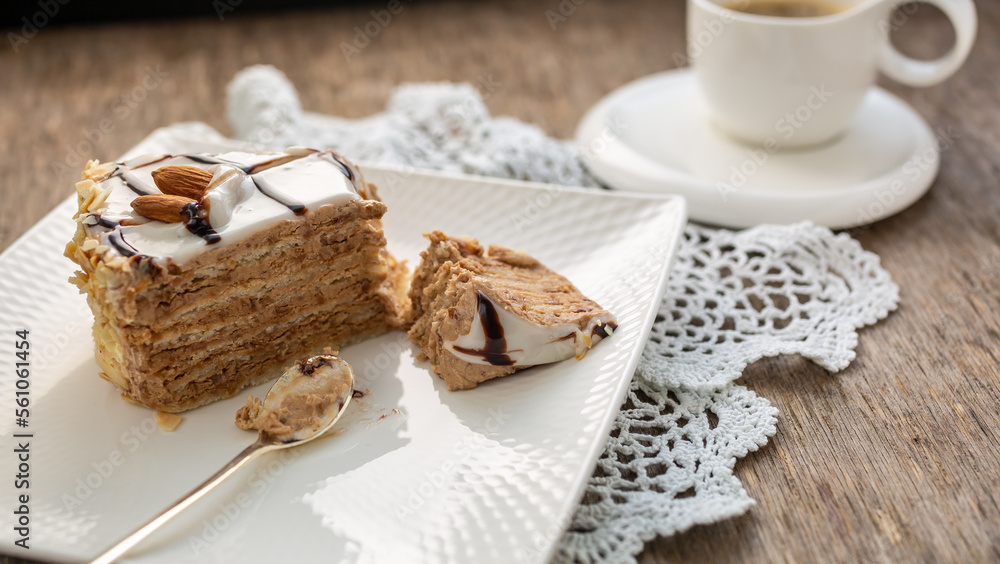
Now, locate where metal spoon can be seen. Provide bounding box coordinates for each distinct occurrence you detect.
[89,355,355,564]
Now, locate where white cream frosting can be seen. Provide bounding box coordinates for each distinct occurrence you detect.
[84,149,365,265]
[445,293,617,367]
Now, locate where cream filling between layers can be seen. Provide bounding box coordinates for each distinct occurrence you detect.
[445,293,617,367]
[85,149,363,265]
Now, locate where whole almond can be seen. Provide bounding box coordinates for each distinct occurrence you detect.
[151,166,213,200]
[131,194,196,223]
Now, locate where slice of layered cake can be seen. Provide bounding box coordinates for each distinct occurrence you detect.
[408,231,617,390]
[65,148,408,412]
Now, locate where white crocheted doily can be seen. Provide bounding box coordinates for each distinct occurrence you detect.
[226,66,899,564]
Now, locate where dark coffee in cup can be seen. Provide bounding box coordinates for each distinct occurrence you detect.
[723,0,847,17]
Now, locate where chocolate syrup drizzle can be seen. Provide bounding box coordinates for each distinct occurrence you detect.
[452,293,515,366]
[83,214,119,229]
[320,151,360,184]
[128,154,172,168]
[185,154,244,168]
[119,170,156,196]
[181,202,221,244]
[250,175,307,216]
[107,231,139,257]
[327,151,368,193]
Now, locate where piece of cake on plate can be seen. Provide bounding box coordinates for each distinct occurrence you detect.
[65,148,408,412]
[407,231,617,390]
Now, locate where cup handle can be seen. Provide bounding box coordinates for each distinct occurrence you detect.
[878,0,977,87]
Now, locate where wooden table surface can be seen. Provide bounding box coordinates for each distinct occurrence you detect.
[2,1,999,562]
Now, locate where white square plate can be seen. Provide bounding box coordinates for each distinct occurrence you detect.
[0,126,685,563]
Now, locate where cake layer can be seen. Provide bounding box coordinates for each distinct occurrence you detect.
[134,235,387,334]
[127,296,385,376]
[135,221,380,312]
[138,264,380,344]
[128,305,387,412]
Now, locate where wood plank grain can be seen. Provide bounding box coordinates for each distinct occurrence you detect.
[0,1,997,562]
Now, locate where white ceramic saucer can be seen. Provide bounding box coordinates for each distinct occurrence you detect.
[576,69,942,229]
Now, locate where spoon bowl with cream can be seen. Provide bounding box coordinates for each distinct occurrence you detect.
[90,354,355,564]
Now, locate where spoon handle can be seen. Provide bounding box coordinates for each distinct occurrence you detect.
[89,440,272,564]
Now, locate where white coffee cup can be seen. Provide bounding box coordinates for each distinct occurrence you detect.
[687,0,977,147]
